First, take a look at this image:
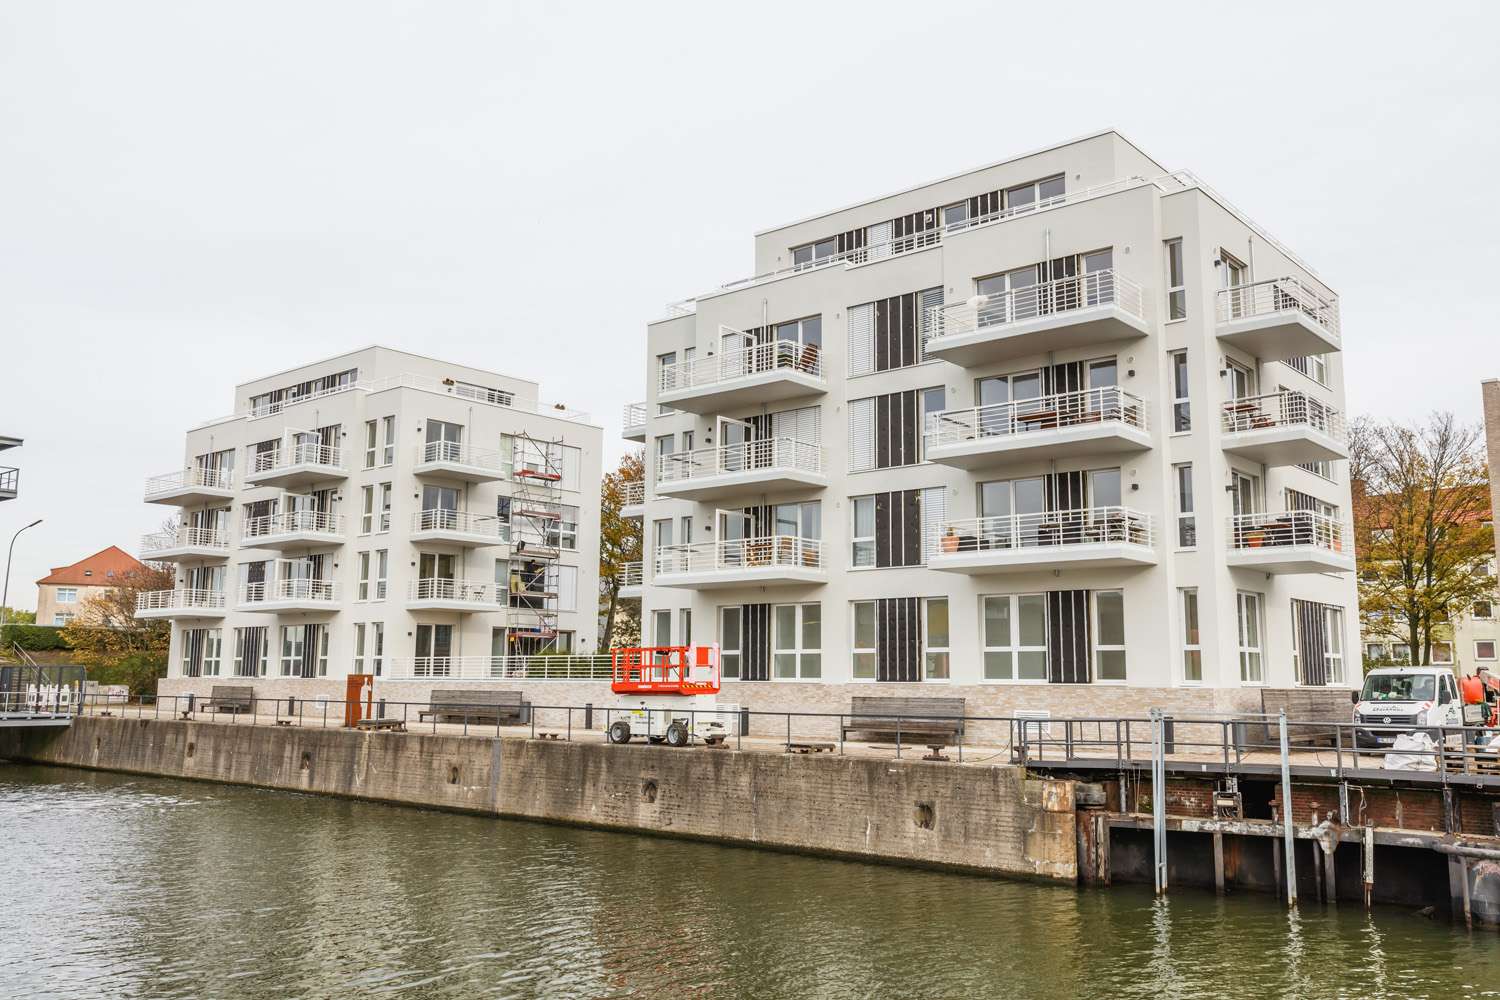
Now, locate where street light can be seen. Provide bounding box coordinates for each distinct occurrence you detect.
[1,518,43,650]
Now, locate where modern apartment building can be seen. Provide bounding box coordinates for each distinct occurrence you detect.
[145,346,602,702]
[35,546,149,626]
[0,434,20,502]
[626,131,1357,718]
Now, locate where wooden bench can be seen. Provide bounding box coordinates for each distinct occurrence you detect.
[417,690,529,726]
[1255,689,1350,747]
[206,685,253,715]
[842,696,965,746]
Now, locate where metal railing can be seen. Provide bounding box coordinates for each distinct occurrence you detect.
[619,561,643,587]
[622,401,647,428]
[925,387,1148,448]
[243,510,345,540]
[936,507,1156,553]
[414,440,506,471]
[655,536,823,576]
[138,588,227,612]
[1221,390,1347,441]
[927,270,1143,346]
[1217,276,1340,339]
[251,442,343,474]
[410,509,505,538]
[140,526,230,554]
[1226,510,1350,553]
[407,578,500,604]
[144,466,234,498]
[239,579,340,604]
[659,334,824,393]
[656,437,822,485]
[385,654,615,680]
[621,480,645,508]
[0,466,16,496]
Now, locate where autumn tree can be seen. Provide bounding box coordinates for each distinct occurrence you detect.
[598,449,643,651]
[60,564,175,694]
[1351,412,1495,667]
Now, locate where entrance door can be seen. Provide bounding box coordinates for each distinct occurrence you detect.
[717,416,753,473]
[415,624,453,674]
[422,485,459,530]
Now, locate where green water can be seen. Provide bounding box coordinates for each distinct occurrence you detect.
[2,764,1498,999]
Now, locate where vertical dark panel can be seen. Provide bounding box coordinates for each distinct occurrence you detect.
[874,597,921,682]
[873,491,891,569]
[1047,471,1085,512]
[1295,600,1328,686]
[875,394,891,469]
[901,488,921,568]
[1047,590,1091,684]
[899,293,917,368]
[874,298,890,373]
[1047,361,1082,396]
[900,390,917,468]
[741,604,770,681]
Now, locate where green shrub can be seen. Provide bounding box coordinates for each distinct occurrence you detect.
[5,624,72,651]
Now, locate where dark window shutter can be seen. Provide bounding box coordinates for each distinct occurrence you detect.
[874,597,921,682]
[1295,600,1328,686]
[1046,590,1091,684]
[741,604,770,681]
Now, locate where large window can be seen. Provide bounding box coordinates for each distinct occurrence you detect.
[792,238,838,269]
[375,550,388,600]
[382,416,396,466]
[1181,589,1202,682]
[653,609,671,646]
[720,607,741,680]
[1094,591,1126,682]
[773,603,821,679]
[356,551,370,601]
[364,420,377,469]
[1006,175,1064,213]
[1325,607,1345,684]
[852,601,877,679]
[371,623,384,676]
[361,486,374,534]
[1175,464,1196,547]
[852,496,875,567]
[657,353,677,414]
[353,623,367,674]
[1170,350,1190,432]
[924,598,949,680]
[1166,239,1186,320]
[982,594,1048,681]
[378,483,392,532]
[1237,592,1264,683]
[848,287,944,375]
[57,588,77,603]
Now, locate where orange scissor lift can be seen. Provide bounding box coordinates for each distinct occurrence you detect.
[605,645,728,747]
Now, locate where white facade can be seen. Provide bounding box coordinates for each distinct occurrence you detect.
[629,131,1358,717]
[147,346,602,697]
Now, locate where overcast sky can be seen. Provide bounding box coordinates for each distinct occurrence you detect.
[1,1,1496,608]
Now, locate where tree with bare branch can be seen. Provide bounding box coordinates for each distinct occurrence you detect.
[59,564,175,693]
[1351,412,1494,668]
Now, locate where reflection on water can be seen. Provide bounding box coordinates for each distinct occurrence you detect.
[2,764,1500,999]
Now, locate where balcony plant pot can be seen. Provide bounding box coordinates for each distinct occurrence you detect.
[1245,531,1267,548]
[941,534,960,553]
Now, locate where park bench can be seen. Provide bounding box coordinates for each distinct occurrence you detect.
[1245,689,1350,748]
[842,696,966,746]
[417,689,530,726]
[206,685,253,715]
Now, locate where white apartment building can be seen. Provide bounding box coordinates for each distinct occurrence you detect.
[625,131,1357,719]
[145,346,602,702]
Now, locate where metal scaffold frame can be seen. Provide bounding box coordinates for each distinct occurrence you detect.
[505,430,565,652]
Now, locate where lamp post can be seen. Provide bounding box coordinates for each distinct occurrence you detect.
[1,518,43,650]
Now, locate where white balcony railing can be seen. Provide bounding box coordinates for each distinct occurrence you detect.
[621,480,645,507]
[414,441,506,471]
[925,387,1149,448]
[140,527,230,554]
[138,588,227,612]
[655,438,822,485]
[658,335,824,394]
[1217,276,1340,340]
[1221,391,1347,441]
[144,467,234,498]
[936,507,1156,553]
[927,270,1143,345]
[243,510,345,541]
[252,442,343,474]
[410,509,505,537]
[655,536,824,575]
[240,579,340,604]
[407,578,500,604]
[1226,511,1350,553]
[0,467,17,495]
[385,654,615,681]
[619,561,643,586]
[622,402,647,428]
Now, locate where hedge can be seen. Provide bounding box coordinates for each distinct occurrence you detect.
[5,624,72,651]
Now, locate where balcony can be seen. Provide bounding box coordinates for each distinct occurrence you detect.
[0,466,16,502]
[243,443,346,490]
[1226,511,1354,574]
[1221,391,1349,466]
[237,578,341,613]
[140,527,231,562]
[925,388,1151,470]
[653,536,825,590]
[1216,277,1341,361]
[412,441,509,482]
[136,588,227,619]
[924,271,1147,367]
[929,508,1157,574]
[657,333,826,414]
[144,467,236,506]
[618,560,642,599]
[385,654,615,681]
[240,510,346,550]
[622,402,647,442]
[621,479,645,519]
[406,578,504,613]
[655,438,824,501]
[409,509,508,547]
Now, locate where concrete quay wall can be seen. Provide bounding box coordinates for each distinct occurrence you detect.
[0,716,1078,881]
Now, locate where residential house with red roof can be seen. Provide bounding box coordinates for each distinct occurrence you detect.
[35,546,149,627]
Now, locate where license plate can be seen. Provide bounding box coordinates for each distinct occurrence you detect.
[1377,737,1394,744]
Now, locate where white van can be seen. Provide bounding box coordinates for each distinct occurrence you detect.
[1352,666,1476,748]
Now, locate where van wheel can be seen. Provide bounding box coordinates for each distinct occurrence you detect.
[607,721,631,744]
[665,723,689,748]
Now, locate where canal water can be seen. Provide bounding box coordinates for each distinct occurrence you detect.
[3,765,1500,1000]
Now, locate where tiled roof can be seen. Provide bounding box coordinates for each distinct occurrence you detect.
[36,546,148,586]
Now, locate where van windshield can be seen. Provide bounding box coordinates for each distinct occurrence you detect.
[1361,673,1436,702]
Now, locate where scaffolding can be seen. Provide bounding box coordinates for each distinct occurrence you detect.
[506,430,565,651]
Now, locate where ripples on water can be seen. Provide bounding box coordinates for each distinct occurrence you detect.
[2,764,1500,999]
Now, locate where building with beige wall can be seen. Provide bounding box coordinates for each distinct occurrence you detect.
[622,130,1358,720]
[35,546,148,626]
